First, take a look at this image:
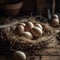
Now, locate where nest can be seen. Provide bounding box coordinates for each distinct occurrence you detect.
[0,16,59,53]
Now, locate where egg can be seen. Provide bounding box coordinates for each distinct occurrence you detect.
[51,14,59,27]
[52,18,59,27]
[19,23,26,26]
[35,23,43,30]
[15,24,25,35]
[30,27,43,37]
[52,14,59,19]
[13,51,26,60]
[25,22,34,31]
[21,32,33,39]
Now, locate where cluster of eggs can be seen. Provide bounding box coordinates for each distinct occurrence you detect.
[15,21,43,39]
[15,14,60,39]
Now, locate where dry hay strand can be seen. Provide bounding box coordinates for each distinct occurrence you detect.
[0,27,55,51]
[0,17,57,51]
[39,22,53,33]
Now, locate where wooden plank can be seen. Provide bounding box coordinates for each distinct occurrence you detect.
[41,56,60,60]
[52,0,55,15]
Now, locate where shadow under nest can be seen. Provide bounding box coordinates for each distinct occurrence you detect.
[0,16,59,54]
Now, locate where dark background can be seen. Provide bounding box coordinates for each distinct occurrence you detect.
[0,0,60,16]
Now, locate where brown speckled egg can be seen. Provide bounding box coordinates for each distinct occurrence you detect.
[15,24,25,35]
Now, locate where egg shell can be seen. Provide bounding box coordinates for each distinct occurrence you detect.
[21,32,33,39]
[25,22,34,31]
[15,25,25,35]
[52,14,59,19]
[35,23,43,30]
[19,23,26,26]
[52,18,59,27]
[30,27,43,37]
[13,51,26,60]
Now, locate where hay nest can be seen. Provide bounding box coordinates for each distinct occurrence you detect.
[0,16,59,52]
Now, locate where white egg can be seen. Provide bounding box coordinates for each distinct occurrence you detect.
[15,24,25,35]
[35,23,43,30]
[31,27,43,37]
[21,32,33,39]
[25,22,34,31]
[13,51,26,60]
